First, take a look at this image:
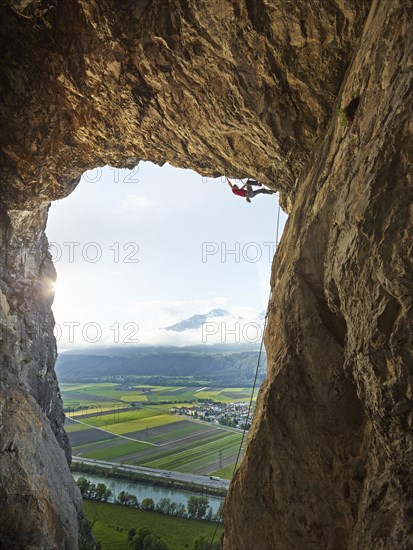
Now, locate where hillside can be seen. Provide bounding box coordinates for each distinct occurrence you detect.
[56,346,267,386]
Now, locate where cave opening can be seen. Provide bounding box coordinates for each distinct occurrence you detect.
[45,161,287,526]
[47,162,287,350]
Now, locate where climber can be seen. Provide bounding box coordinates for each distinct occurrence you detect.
[244,178,262,187]
[226,177,274,203]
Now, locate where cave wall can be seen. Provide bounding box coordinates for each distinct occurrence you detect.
[0,0,369,209]
[224,1,413,548]
[0,0,411,549]
[0,204,89,547]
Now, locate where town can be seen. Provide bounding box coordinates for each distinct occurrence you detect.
[170,401,255,430]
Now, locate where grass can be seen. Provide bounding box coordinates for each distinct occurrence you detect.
[338,107,349,127]
[140,433,242,472]
[144,423,210,445]
[65,421,90,433]
[79,409,163,428]
[113,392,148,402]
[71,419,211,449]
[61,382,256,405]
[210,464,236,480]
[105,415,186,436]
[83,500,224,550]
[151,403,195,409]
[70,422,241,475]
[69,404,122,417]
[76,440,152,460]
[71,422,237,471]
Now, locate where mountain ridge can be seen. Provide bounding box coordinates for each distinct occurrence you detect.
[164,308,232,332]
[56,345,266,386]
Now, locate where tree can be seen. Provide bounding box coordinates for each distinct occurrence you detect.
[141,497,155,511]
[76,477,91,498]
[130,528,150,550]
[187,496,209,520]
[214,501,224,523]
[117,490,128,505]
[128,528,137,542]
[174,503,187,518]
[127,494,139,508]
[142,534,154,550]
[130,528,169,550]
[117,491,139,508]
[156,498,172,515]
[95,482,112,502]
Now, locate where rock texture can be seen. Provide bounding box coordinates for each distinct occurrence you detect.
[0,0,411,548]
[224,1,413,549]
[0,0,369,210]
[0,205,91,548]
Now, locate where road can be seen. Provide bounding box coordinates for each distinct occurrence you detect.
[72,456,230,491]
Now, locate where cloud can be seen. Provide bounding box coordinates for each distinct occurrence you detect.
[120,195,154,211]
[53,298,264,349]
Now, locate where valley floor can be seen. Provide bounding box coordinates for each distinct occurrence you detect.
[83,500,224,550]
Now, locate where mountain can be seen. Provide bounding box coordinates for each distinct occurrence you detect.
[164,308,231,331]
[56,344,266,386]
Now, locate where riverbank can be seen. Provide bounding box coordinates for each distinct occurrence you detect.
[71,461,227,498]
[73,472,224,515]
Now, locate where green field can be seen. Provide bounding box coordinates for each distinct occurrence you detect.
[83,500,223,550]
[68,416,243,475]
[62,382,253,477]
[101,414,185,435]
[210,464,236,480]
[77,409,185,433]
[143,432,241,473]
[61,382,257,410]
[65,422,92,433]
[77,441,152,460]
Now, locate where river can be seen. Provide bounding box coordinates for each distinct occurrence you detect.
[72,473,224,513]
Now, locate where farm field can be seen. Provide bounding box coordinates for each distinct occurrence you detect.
[83,500,223,550]
[61,382,257,413]
[63,382,254,477]
[67,413,242,475]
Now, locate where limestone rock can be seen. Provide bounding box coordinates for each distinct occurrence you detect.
[0,0,369,209]
[224,1,413,548]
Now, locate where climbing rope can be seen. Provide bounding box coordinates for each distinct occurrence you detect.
[207,292,271,549]
[208,195,281,549]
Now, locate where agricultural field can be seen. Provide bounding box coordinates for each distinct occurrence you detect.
[83,500,223,550]
[67,411,242,475]
[61,382,257,415]
[63,382,255,477]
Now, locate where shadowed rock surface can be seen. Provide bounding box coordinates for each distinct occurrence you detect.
[224,2,413,548]
[0,0,412,548]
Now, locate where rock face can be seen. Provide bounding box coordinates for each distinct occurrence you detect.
[0,205,91,548]
[0,0,411,548]
[0,0,369,209]
[224,2,413,549]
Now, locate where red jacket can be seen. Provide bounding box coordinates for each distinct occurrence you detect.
[232,187,247,197]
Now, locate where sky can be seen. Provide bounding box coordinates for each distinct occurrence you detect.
[46,162,287,349]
